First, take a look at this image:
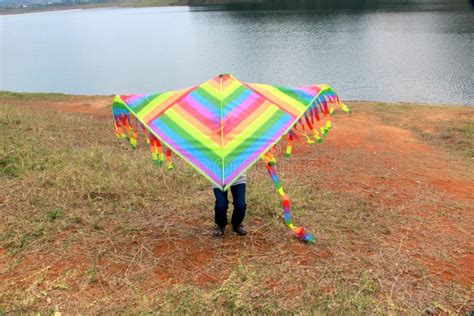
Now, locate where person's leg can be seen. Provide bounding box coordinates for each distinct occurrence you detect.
[230,183,246,229]
[213,188,229,228]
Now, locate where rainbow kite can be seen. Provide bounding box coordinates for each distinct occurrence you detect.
[113,74,350,243]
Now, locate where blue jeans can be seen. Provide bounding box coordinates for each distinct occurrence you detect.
[213,183,246,228]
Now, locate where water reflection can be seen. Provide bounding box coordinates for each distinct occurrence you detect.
[190,0,473,11]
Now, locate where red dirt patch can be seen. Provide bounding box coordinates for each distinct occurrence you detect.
[420,255,474,287]
[152,239,216,284]
[428,179,474,201]
[1,95,112,118]
[458,254,474,279]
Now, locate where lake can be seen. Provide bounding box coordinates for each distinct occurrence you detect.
[1,1,473,104]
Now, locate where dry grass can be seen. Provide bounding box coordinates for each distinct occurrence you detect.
[0,98,473,314]
[359,101,474,160]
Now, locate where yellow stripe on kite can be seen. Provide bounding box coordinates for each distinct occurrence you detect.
[200,80,242,100]
[138,91,176,119]
[165,108,222,156]
[221,80,243,99]
[172,105,221,146]
[199,82,221,99]
[223,104,280,157]
[223,100,271,146]
[252,84,308,116]
[139,87,196,122]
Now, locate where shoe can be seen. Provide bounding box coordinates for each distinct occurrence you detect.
[233,224,247,236]
[212,226,225,237]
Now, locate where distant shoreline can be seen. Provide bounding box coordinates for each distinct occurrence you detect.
[0,0,186,15]
[0,91,471,107]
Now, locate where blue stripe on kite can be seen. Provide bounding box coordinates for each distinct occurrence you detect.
[125,94,152,109]
[150,119,222,181]
[189,90,221,118]
[224,112,293,179]
[113,108,129,116]
[222,87,253,118]
[288,88,317,103]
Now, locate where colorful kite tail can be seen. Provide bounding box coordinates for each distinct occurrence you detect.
[262,151,315,244]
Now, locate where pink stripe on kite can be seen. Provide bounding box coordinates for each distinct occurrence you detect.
[296,85,322,96]
[223,94,266,135]
[179,99,220,130]
[147,86,197,123]
[121,94,147,105]
[181,94,220,122]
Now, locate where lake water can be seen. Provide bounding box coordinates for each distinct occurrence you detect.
[1,1,473,104]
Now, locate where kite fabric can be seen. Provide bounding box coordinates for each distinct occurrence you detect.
[112,74,350,243]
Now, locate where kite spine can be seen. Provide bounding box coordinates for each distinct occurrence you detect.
[219,75,225,188]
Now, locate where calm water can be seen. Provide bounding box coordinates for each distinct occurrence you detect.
[1,1,473,104]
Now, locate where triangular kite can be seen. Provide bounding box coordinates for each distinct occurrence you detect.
[113,74,350,243]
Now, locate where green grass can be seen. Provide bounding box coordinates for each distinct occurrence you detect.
[0,102,472,314]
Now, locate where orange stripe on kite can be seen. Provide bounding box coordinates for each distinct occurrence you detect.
[243,83,301,118]
[142,86,197,124]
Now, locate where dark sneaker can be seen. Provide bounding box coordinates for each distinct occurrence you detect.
[233,225,247,236]
[212,226,225,237]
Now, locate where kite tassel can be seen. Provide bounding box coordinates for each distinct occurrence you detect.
[166,149,174,170]
[341,103,351,113]
[129,128,138,150]
[322,86,351,113]
[285,134,293,158]
[118,114,137,150]
[298,119,315,145]
[139,122,151,144]
[150,134,164,167]
[114,121,126,143]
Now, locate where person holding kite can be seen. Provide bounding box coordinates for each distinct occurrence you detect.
[212,174,247,237]
[112,74,350,244]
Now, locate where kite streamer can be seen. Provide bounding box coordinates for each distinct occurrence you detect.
[112,74,350,243]
[262,150,315,243]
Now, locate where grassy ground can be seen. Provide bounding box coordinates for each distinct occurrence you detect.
[0,94,473,313]
[364,102,474,160]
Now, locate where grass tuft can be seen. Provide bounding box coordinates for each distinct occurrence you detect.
[47,209,62,221]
